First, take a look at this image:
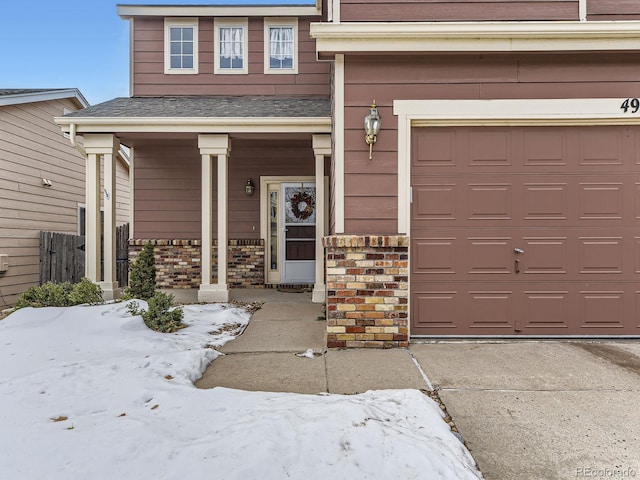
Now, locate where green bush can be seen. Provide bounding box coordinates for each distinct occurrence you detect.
[68,277,104,305]
[127,291,185,333]
[15,278,103,309]
[124,242,156,300]
[15,282,73,309]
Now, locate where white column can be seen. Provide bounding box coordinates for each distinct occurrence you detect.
[102,149,118,299]
[198,134,231,303]
[85,153,101,283]
[84,134,121,300]
[200,152,213,289]
[312,134,331,303]
[217,150,228,288]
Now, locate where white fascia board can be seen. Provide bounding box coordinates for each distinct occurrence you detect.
[118,5,321,19]
[311,20,640,53]
[0,88,90,108]
[393,98,640,126]
[54,116,332,134]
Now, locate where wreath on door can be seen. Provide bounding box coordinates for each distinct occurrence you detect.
[290,191,315,220]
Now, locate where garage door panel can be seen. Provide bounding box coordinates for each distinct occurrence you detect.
[521,237,568,275]
[580,290,625,329]
[468,130,512,166]
[413,184,457,221]
[467,237,512,275]
[411,125,640,336]
[523,290,570,331]
[411,291,459,331]
[578,129,624,166]
[467,290,514,330]
[468,184,513,221]
[524,183,568,220]
[412,237,458,275]
[578,237,624,275]
[524,129,566,167]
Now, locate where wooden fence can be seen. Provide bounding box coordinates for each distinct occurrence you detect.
[39,224,129,287]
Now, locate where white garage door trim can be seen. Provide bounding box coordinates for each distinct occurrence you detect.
[394,98,640,235]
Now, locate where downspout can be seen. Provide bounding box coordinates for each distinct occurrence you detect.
[67,123,87,156]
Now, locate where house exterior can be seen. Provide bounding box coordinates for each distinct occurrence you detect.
[55,1,640,345]
[0,89,131,307]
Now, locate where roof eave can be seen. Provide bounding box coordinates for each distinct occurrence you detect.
[310,20,640,53]
[0,88,90,108]
[54,115,332,134]
[117,4,322,19]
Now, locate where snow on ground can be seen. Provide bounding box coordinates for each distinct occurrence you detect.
[0,302,481,480]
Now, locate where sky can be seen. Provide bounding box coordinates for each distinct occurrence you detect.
[1,0,315,105]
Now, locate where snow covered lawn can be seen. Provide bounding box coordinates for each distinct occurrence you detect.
[0,302,481,479]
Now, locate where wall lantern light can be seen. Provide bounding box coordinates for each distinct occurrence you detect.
[245,178,256,196]
[364,100,381,160]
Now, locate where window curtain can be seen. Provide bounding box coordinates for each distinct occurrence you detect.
[220,27,243,60]
[269,27,293,67]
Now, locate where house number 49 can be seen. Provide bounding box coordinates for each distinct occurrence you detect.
[621,98,640,113]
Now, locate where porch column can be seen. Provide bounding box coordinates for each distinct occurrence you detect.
[198,134,231,303]
[84,134,121,300]
[312,134,331,303]
[84,151,101,284]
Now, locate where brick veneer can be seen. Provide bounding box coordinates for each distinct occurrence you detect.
[129,239,264,289]
[323,235,409,348]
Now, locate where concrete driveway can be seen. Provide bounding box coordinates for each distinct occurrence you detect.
[411,341,640,480]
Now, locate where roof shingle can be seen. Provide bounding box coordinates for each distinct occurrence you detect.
[63,96,331,118]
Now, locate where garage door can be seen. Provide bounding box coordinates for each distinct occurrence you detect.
[411,126,640,336]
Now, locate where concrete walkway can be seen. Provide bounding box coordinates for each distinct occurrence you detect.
[194,290,640,479]
[195,289,431,394]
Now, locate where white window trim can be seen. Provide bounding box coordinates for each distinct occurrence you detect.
[78,203,104,236]
[164,17,199,75]
[214,18,249,75]
[393,98,640,235]
[263,17,298,75]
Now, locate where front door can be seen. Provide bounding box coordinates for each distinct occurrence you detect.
[263,178,317,285]
[282,182,316,283]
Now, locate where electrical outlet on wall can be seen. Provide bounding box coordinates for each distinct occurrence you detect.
[0,254,8,272]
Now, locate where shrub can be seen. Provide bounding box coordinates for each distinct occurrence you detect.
[15,282,74,309]
[15,278,103,309]
[68,277,104,305]
[127,291,185,333]
[124,242,156,300]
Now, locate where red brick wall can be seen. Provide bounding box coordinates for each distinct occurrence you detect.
[129,239,264,289]
[323,235,409,348]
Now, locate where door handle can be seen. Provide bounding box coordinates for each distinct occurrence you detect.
[514,248,525,254]
[515,258,520,274]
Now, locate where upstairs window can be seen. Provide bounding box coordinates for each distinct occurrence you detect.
[215,18,248,74]
[164,18,199,74]
[264,18,298,74]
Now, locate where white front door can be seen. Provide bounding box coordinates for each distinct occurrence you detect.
[281,182,316,283]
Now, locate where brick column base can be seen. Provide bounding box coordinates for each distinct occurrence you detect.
[323,235,409,348]
[129,239,264,289]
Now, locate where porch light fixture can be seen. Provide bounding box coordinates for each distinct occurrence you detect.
[245,178,256,196]
[364,100,381,160]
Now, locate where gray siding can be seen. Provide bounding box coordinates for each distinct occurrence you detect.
[0,98,130,306]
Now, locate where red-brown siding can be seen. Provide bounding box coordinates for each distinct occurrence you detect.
[133,138,319,239]
[587,0,640,20]
[339,0,578,22]
[132,17,330,97]
[342,52,640,234]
